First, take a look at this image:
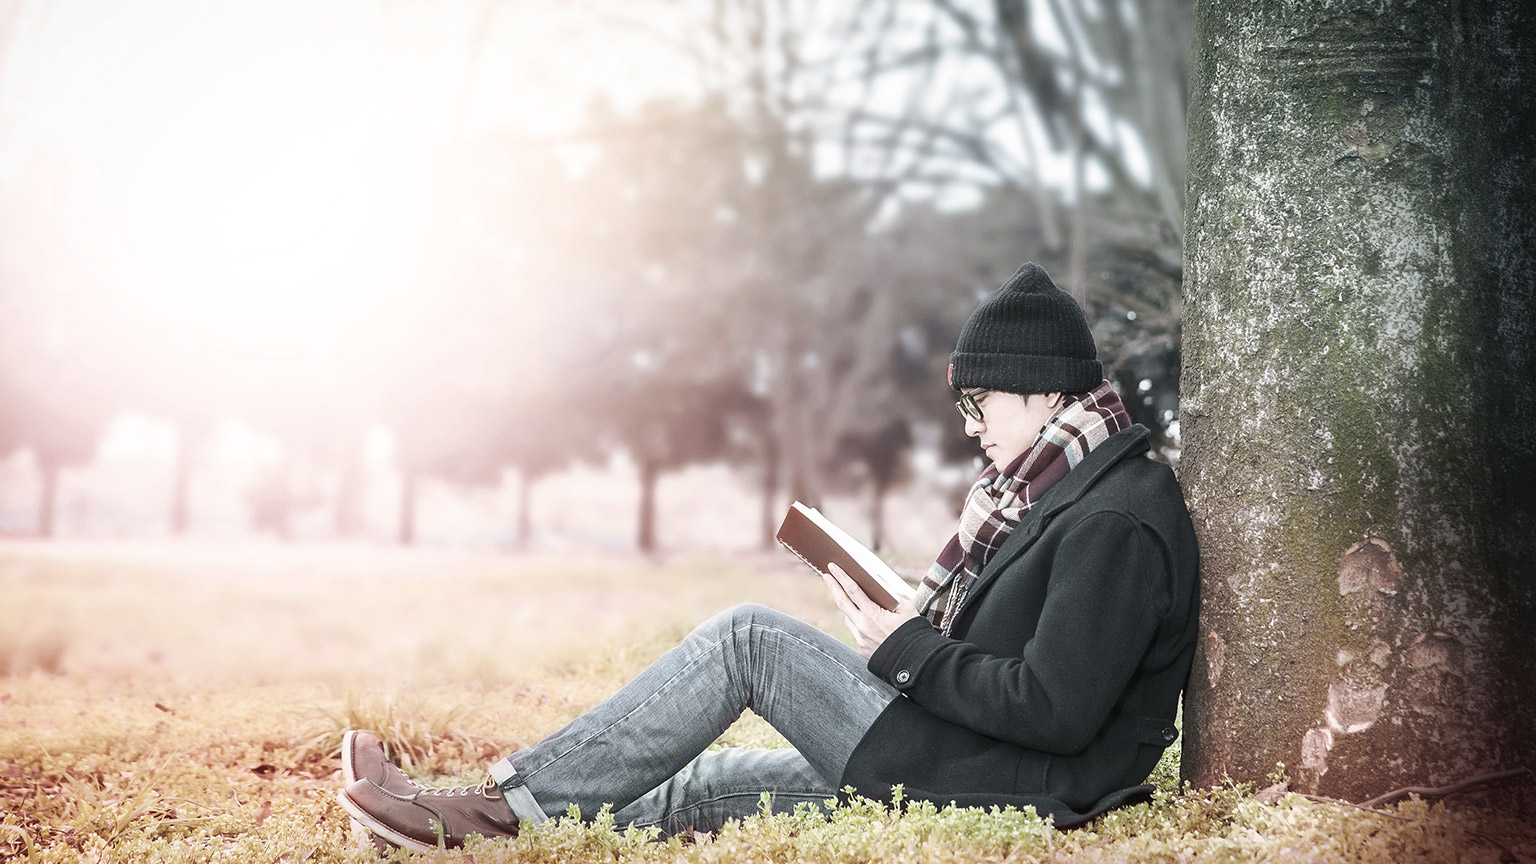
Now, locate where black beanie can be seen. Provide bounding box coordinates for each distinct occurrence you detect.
[949,262,1102,394]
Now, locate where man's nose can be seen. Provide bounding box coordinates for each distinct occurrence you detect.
[964,415,984,437]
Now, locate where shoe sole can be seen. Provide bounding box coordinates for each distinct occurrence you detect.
[342,730,361,784]
[336,785,441,854]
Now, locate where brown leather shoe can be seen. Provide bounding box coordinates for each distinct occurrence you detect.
[341,730,421,795]
[338,776,520,852]
[341,730,422,854]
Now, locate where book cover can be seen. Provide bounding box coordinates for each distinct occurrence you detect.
[775,501,914,611]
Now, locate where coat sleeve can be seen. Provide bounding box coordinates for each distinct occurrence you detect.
[867,510,1167,755]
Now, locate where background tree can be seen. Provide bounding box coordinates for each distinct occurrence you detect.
[4,374,108,538]
[1180,0,1536,804]
[832,418,913,552]
[604,0,1015,528]
[0,146,117,538]
[491,384,593,551]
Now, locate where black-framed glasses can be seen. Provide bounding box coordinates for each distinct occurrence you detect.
[954,388,993,422]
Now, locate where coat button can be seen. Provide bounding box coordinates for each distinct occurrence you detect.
[1162,727,1177,743]
[895,670,911,684]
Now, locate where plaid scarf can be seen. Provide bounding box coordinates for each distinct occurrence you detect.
[915,380,1132,635]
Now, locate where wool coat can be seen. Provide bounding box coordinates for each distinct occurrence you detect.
[840,425,1199,827]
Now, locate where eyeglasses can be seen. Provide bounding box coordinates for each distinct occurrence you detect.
[954,388,993,422]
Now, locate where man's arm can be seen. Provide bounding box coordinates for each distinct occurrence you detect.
[866,511,1169,755]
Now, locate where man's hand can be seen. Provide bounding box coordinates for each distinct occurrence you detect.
[823,562,922,659]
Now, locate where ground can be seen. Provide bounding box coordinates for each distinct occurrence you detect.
[1,541,1531,863]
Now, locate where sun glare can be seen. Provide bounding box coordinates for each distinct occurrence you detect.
[4,0,696,391]
[116,112,411,355]
[88,28,417,378]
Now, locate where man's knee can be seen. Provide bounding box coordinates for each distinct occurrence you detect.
[697,603,784,637]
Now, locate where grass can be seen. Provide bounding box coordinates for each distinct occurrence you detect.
[1,540,1532,863]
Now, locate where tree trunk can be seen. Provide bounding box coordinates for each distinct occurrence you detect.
[398,469,417,546]
[779,345,822,511]
[170,443,190,535]
[332,462,363,538]
[637,458,658,553]
[515,468,533,551]
[170,428,195,536]
[37,458,58,538]
[760,431,781,551]
[869,477,887,553]
[1180,0,1536,805]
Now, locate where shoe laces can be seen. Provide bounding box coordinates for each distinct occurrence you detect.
[430,775,501,798]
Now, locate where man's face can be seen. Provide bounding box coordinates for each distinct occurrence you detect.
[962,390,1063,472]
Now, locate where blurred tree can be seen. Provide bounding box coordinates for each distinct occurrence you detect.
[371,146,615,548]
[833,418,913,552]
[244,395,369,542]
[245,464,297,540]
[0,355,113,538]
[389,384,488,547]
[612,372,746,553]
[495,388,591,551]
[602,0,1193,487]
[944,0,1190,457]
[1180,0,1535,805]
[0,376,18,462]
[413,377,597,551]
[166,418,209,536]
[0,143,116,538]
[573,106,755,551]
[884,0,1192,289]
[567,1,954,540]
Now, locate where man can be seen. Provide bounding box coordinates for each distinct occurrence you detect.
[337,262,1199,852]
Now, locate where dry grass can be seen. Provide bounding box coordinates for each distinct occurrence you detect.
[1,540,1532,863]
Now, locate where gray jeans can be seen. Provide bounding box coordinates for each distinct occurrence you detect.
[489,603,900,836]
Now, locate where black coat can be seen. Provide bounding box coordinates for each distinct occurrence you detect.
[840,426,1199,827]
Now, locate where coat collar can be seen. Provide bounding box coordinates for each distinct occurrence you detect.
[972,425,1152,585]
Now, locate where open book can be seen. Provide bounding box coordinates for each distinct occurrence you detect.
[775,501,915,611]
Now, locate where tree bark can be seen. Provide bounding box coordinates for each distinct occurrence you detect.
[1181,0,1536,804]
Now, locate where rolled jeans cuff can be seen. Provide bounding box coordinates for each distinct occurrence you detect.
[491,757,549,826]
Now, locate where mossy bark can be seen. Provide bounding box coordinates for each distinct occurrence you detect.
[1180,0,1536,803]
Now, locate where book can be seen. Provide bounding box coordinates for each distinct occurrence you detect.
[775,501,915,611]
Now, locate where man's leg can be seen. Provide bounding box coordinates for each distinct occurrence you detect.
[613,748,832,837]
[491,603,898,827]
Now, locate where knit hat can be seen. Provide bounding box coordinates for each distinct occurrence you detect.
[949,262,1102,394]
